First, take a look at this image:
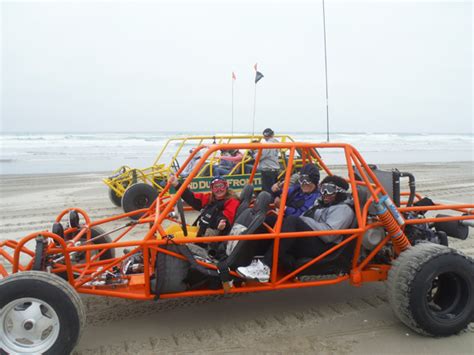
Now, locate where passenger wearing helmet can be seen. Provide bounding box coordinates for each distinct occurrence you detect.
[259,128,280,193]
[271,163,321,217]
[237,175,354,282]
[169,175,240,236]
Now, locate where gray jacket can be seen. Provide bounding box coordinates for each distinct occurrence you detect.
[299,200,354,244]
[258,137,280,171]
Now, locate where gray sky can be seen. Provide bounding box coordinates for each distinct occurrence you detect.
[1,0,472,134]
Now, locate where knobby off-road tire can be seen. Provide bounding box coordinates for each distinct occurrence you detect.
[154,245,189,295]
[387,243,474,336]
[122,183,158,220]
[108,188,122,207]
[0,271,85,355]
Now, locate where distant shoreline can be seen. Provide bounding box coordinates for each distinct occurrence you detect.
[1,132,472,175]
[1,131,473,136]
[1,161,472,178]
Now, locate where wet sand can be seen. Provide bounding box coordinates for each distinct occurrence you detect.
[0,162,473,354]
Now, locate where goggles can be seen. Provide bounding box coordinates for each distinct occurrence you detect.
[210,179,228,192]
[298,174,313,185]
[320,183,346,195]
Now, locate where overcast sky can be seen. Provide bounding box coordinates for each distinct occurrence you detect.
[1,0,472,134]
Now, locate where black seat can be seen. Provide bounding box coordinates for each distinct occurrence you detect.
[224,191,272,269]
[294,238,356,276]
[235,184,254,219]
[354,186,369,221]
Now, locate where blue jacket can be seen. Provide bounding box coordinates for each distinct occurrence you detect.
[275,185,320,217]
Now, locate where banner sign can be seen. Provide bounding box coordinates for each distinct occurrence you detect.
[188,174,262,192]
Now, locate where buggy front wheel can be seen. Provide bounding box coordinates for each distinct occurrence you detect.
[0,271,85,354]
[387,243,474,336]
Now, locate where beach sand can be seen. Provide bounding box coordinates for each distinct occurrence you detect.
[0,162,473,354]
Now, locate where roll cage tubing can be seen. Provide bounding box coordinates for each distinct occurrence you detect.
[152,134,296,168]
[1,142,473,300]
[105,135,297,196]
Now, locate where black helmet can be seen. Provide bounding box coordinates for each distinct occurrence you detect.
[299,164,320,185]
[262,128,274,137]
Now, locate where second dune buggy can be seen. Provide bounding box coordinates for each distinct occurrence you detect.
[103,134,306,216]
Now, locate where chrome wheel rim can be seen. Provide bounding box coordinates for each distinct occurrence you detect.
[0,297,60,353]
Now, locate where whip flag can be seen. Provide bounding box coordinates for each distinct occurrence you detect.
[252,63,264,135]
[254,63,264,83]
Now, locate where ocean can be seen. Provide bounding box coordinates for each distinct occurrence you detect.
[0,132,472,175]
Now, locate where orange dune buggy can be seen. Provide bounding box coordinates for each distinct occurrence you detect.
[1,142,473,354]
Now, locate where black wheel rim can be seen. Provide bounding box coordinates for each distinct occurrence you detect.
[134,195,150,209]
[425,271,470,321]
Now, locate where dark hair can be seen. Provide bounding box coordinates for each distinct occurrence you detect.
[300,164,320,185]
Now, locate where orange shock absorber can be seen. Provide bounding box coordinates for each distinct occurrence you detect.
[374,196,411,253]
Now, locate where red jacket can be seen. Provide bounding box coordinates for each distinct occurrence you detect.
[180,186,240,229]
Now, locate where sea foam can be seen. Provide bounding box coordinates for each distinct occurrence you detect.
[0,132,472,175]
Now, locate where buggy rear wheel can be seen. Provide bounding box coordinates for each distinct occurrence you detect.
[54,227,115,280]
[0,271,85,355]
[71,227,116,263]
[387,243,474,336]
[122,183,158,220]
[108,188,122,207]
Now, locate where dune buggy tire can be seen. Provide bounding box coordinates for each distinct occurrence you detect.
[387,243,474,336]
[0,271,85,355]
[122,183,158,220]
[108,188,122,207]
[86,227,115,260]
[57,227,115,280]
[154,245,189,295]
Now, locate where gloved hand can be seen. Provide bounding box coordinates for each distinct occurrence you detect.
[217,219,227,231]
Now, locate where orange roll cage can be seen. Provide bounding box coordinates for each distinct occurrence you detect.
[0,142,472,301]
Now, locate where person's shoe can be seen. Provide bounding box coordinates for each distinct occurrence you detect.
[237,259,270,282]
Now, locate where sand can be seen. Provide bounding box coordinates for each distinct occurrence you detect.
[0,162,473,354]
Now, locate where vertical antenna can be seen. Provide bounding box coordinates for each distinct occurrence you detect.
[322,0,330,142]
[232,73,235,135]
[252,83,257,136]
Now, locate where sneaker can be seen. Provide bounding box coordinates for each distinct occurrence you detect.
[237,259,270,282]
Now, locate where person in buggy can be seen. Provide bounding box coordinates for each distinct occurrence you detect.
[181,148,202,177]
[214,149,244,177]
[251,163,322,237]
[271,163,321,218]
[237,175,354,282]
[168,175,240,237]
